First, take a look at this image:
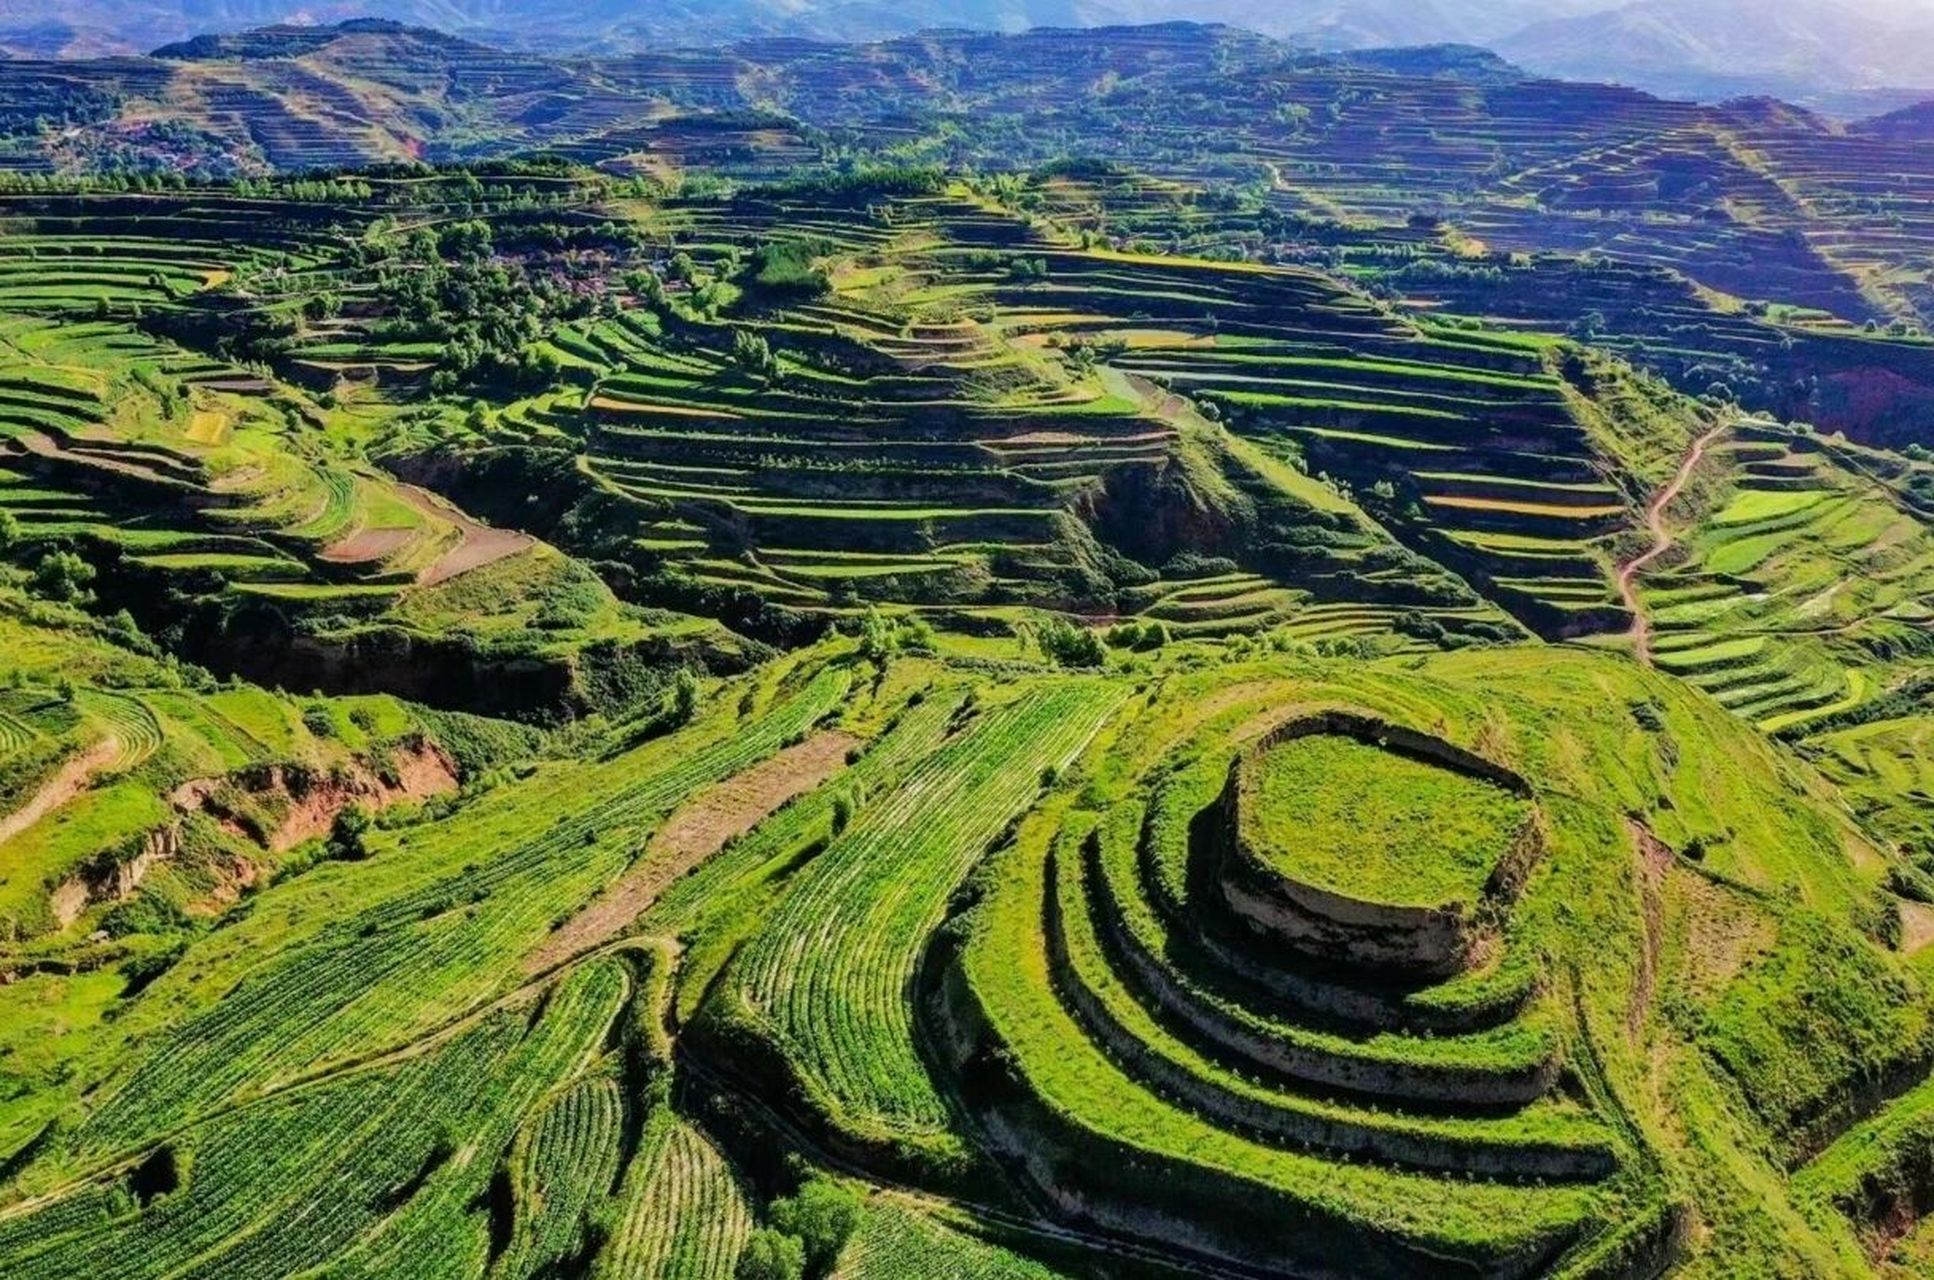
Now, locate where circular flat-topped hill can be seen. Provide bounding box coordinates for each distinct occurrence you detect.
[1213,710,1544,977]
[1247,731,1531,912]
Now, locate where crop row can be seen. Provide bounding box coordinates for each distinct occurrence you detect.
[0,958,627,1280]
[595,1109,752,1280]
[497,1073,625,1280]
[78,668,850,1154]
[718,681,1124,1142]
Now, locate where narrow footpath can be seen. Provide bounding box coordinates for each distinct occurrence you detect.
[1618,421,1731,666]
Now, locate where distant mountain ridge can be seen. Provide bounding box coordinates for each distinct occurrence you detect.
[1496,0,1934,116]
[5,0,1934,116]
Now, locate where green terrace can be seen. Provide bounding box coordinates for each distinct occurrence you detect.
[438,190,1518,645]
[0,314,740,716]
[1636,423,1934,735]
[1019,254,1635,634]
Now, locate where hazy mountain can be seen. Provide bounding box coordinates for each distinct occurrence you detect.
[3,0,1932,116]
[1496,0,1934,110]
[0,0,1617,56]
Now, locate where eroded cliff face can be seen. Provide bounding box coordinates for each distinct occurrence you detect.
[49,740,462,933]
[51,824,182,931]
[170,738,460,854]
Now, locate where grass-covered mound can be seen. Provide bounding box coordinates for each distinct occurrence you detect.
[1247,729,1532,911]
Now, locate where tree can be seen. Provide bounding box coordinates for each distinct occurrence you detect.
[1036,617,1106,668]
[1008,256,1049,283]
[770,1177,860,1275]
[858,607,894,669]
[732,329,778,380]
[670,669,700,725]
[734,1228,804,1280]
[0,509,18,552]
[31,550,94,603]
[327,805,372,862]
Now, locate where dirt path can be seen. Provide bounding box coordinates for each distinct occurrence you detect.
[1627,819,1673,1037]
[522,730,860,975]
[0,736,120,847]
[1618,421,1731,666]
[396,483,535,587]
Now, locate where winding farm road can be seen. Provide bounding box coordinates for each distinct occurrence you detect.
[1618,421,1732,667]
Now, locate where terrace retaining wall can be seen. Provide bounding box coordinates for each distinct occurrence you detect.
[1090,834,1559,1107]
[933,944,1581,1280]
[1051,845,1605,1175]
[1210,710,1542,979]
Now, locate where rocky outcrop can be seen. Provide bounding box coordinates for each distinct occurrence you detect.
[51,823,182,929]
[170,738,459,854]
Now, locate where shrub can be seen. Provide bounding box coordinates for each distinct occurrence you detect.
[671,669,701,725]
[1036,617,1106,668]
[859,606,894,668]
[327,805,373,863]
[118,944,188,997]
[103,891,193,940]
[732,328,779,379]
[31,549,94,603]
[769,1177,860,1276]
[735,1227,804,1280]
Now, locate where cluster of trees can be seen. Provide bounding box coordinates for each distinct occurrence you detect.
[1105,619,1170,652]
[1034,616,1106,667]
[0,80,119,133]
[746,240,831,299]
[748,166,945,206]
[735,1177,859,1280]
[364,217,590,390]
[731,330,780,380]
[28,548,95,606]
[52,120,257,181]
[1008,256,1051,284]
[856,607,935,669]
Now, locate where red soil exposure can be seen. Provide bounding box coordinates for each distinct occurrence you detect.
[397,484,535,586]
[319,526,414,565]
[171,739,460,854]
[523,729,860,975]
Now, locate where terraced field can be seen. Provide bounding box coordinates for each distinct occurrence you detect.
[1630,422,1934,735]
[0,19,1933,1280]
[0,608,1907,1279]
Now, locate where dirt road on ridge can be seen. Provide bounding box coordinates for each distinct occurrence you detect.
[1618,421,1731,667]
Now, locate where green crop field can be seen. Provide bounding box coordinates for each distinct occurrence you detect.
[0,15,1931,1280]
